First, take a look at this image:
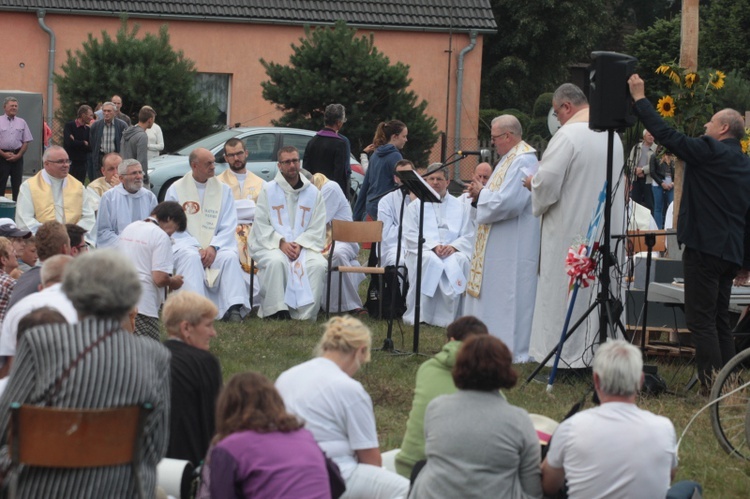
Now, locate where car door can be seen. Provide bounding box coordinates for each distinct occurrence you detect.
[242,132,280,181]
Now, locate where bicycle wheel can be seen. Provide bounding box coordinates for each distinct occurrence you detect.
[709,348,750,459]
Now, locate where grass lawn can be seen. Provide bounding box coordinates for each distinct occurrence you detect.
[210,313,750,498]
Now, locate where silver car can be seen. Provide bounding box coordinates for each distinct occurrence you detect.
[147,127,364,203]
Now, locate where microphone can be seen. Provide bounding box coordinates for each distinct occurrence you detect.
[457,149,483,156]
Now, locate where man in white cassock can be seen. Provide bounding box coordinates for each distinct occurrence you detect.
[377,159,415,268]
[463,115,540,363]
[310,171,364,313]
[15,146,96,240]
[215,138,265,306]
[96,159,157,248]
[403,166,475,327]
[248,146,327,320]
[165,147,248,322]
[457,162,493,223]
[526,83,625,369]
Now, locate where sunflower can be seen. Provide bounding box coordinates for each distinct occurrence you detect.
[684,72,698,89]
[656,95,676,118]
[710,70,726,89]
[742,139,749,155]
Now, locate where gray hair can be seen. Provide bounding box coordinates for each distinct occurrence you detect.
[101,101,116,111]
[426,163,448,179]
[553,83,588,107]
[593,339,643,397]
[719,109,746,140]
[491,115,523,137]
[42,145,66,162]
[62,249,142,320]
[118,158,141,176]
[41,255,73,287]
[324,104,346,126]
[3,97,18,106]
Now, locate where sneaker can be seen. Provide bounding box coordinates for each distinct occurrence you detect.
[222,306,243,323]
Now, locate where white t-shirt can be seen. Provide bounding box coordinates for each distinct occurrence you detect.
[276,357,379,480]
[117,219,174,318]
[546,402,677,499]
[0,283,78,357]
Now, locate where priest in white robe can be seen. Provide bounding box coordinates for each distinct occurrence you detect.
[165,147,248,322]
[248,146,327,321]
[15,146,96,241]
[463,116,540,362]
[96,159,158,248]
[527,83,625,369]
[378,159,415,268]
[403,166,475,328]
[215,138,265,307]
[310,172,364,313]
[457,161,492,225]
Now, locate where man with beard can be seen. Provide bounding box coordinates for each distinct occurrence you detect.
[96,159,158,248]
[216,138,265,302]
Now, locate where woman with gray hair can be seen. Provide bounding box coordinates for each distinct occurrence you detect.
[0,249,170,498]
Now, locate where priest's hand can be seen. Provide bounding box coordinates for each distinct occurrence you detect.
[522,175,533,191]
[280,240,301,261]
[467,180,483,201]
[434,245,456,258]
[200,246,217,268]
[628,74,646,101]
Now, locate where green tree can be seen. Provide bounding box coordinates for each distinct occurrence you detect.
[624,17,681,100]
[260,20,437,167]
[55,20,217,152]
[481,0,615,113]
[702,0,750,80]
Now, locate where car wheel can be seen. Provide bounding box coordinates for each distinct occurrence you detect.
[158,178,178,202]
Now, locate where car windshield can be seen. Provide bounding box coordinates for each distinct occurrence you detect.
[173,129,242,156]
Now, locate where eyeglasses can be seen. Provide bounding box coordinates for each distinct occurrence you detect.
[279,158,300,166]
[225,151,246,159]
[46,159,72,165]
[491,132,511,141]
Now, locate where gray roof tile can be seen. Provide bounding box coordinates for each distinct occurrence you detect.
[2,0,496,32]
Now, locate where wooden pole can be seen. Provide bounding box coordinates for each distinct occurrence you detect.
[673,0,700,232]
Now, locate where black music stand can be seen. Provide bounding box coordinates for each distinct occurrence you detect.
[396,169,441,354]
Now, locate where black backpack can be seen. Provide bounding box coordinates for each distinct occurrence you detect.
[364,266,407,320]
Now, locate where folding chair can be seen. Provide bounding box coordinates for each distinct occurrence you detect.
[8,402,153,499]
[326,220,384,318]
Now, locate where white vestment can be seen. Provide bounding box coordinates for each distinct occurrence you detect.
[15,171,96,243]
[248,173,327,320]
[216,169,266,307]
[377,189,411,267]
[530,109,625,368]
[463,143,541,362]
[95,185,158,248]
[403,193,475,327]
[319,180,364,312]
[165,175,249,318]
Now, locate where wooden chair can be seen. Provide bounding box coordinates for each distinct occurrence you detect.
[8,402,153,499]
[326,220,384,317]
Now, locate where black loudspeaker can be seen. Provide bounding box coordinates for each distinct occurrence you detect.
[588,51,638,131]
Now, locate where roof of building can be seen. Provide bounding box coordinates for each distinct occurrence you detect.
[3,0,497,33]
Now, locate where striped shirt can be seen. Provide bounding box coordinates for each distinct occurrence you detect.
[0,317,171,498]
[100,121,116,153]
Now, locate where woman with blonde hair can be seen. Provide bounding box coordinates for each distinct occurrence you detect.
[162,291,222,466]
[206,372,330,498]
[276,316,409,498]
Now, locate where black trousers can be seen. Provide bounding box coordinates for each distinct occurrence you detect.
[683,247,739,387]
[69,159,88,183]
[0,154,24,201]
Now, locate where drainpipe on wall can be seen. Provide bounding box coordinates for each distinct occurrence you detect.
[37,10,55,129]
[452,30,477,182]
